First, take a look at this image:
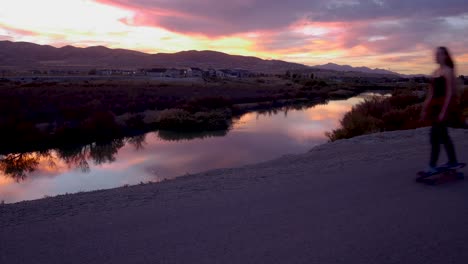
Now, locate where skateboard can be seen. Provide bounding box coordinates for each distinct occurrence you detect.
[416,163,466,185]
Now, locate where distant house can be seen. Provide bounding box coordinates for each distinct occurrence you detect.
[215,70,226,78]
[412,76,430,83]
[0,70,12,77]
[203,68,255,79]
[165,68,185,78]
[99,69,138,76]
[47,70,68,75]
[97,69,113,76]
[217,69,255,78]
[203,68,226,78]
[205,68,217,78]
[182,68,192,77]
[135,69,147,76]
[146,68,167,77]
[30,70,42,75]
[328,76,344,83]
[219,69,237,78]
[460,75,468,85]
[190,67,204,77]
[233,69,253,78]
[122,70,136,76]
[287,70,315,79]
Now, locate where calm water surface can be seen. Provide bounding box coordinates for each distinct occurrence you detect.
[0,93,388,203]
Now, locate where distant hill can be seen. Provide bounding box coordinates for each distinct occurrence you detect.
[312,63,402,76]
[0,41,307,73]
[0,41,426,76]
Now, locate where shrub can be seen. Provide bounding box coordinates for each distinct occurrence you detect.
[125,114,145,129]
[157,108,232,131]
[460,87,468,109]
[388,94,422,109]
[381,104,423,131]
[142,110,161,125]
[183,96,232,113]
[304,80,318,87]
[157,109,194,129]
[352,97,391,119]
[326,89,468,142]
[81,111,120,138]
[326,95,425,142]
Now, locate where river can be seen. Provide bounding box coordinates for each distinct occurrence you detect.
[0,92,390,203]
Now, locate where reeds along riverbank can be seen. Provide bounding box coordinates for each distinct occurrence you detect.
[326,88,468,142]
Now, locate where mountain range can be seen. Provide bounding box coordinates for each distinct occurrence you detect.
[0,40,406,76]
[311,63,399,76]
[0,41,306,73]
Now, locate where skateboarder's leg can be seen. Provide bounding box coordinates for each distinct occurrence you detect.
[439,123,458,165]
[430,124,441,168]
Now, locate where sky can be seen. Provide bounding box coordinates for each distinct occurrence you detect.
[1,0,468,74]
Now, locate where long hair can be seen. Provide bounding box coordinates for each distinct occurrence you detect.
[438,46,455,69]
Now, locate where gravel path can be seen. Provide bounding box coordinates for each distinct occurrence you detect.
[1,127,468,264]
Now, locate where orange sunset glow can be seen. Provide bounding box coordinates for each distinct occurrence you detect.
[1,0,468,74]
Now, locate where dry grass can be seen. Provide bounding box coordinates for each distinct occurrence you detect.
[326,92,430,142]
[327,88,468,142]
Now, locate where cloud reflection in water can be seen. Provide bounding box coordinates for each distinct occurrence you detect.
[0,96,365,203]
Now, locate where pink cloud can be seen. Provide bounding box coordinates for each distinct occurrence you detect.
[2,0,468,74]
[0,23,40,37]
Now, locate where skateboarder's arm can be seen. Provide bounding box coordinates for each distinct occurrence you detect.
[440,68,455,119]
[421,76,434,116]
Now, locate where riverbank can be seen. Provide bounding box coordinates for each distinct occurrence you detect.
[0,95,364,192]
[327,87,468,141]
[2,127,468,263]
[0,76,395,154]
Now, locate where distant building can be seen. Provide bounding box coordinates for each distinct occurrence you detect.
[233,69,253,78]
[97,69,113,76]
[0,70,12,77]
[219,69,237,78]
[328,76,344,83]
[146,68,167,77]
[165,68,185,78]
[30,70,43,75]
[286,70,315,79]
[183,68,192,77]
[205,68,217,78]
[122,70,136,76]
[47,70,68,75]
[215,70,226,78]
[190,67,204,77]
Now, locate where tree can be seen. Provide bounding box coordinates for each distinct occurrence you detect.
[0,151,53,181]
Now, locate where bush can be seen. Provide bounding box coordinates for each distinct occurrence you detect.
[388,93,422,109]
[326,95,425,142]
[157,108,232,131]
[183,96,232,113]
[158,109,194,129]
[460,87,468,109]
[382,104,423,131]
[352,97,391,119]
[326,89,468,142]
[81,111,120,138]
[125,114,145,129]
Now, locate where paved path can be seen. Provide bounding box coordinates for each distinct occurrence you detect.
[1,128,468,264]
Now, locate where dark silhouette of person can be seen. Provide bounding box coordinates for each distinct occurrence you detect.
[421,46,461,173]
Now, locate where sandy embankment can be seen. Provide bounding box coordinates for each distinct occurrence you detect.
[1,127,468,264]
